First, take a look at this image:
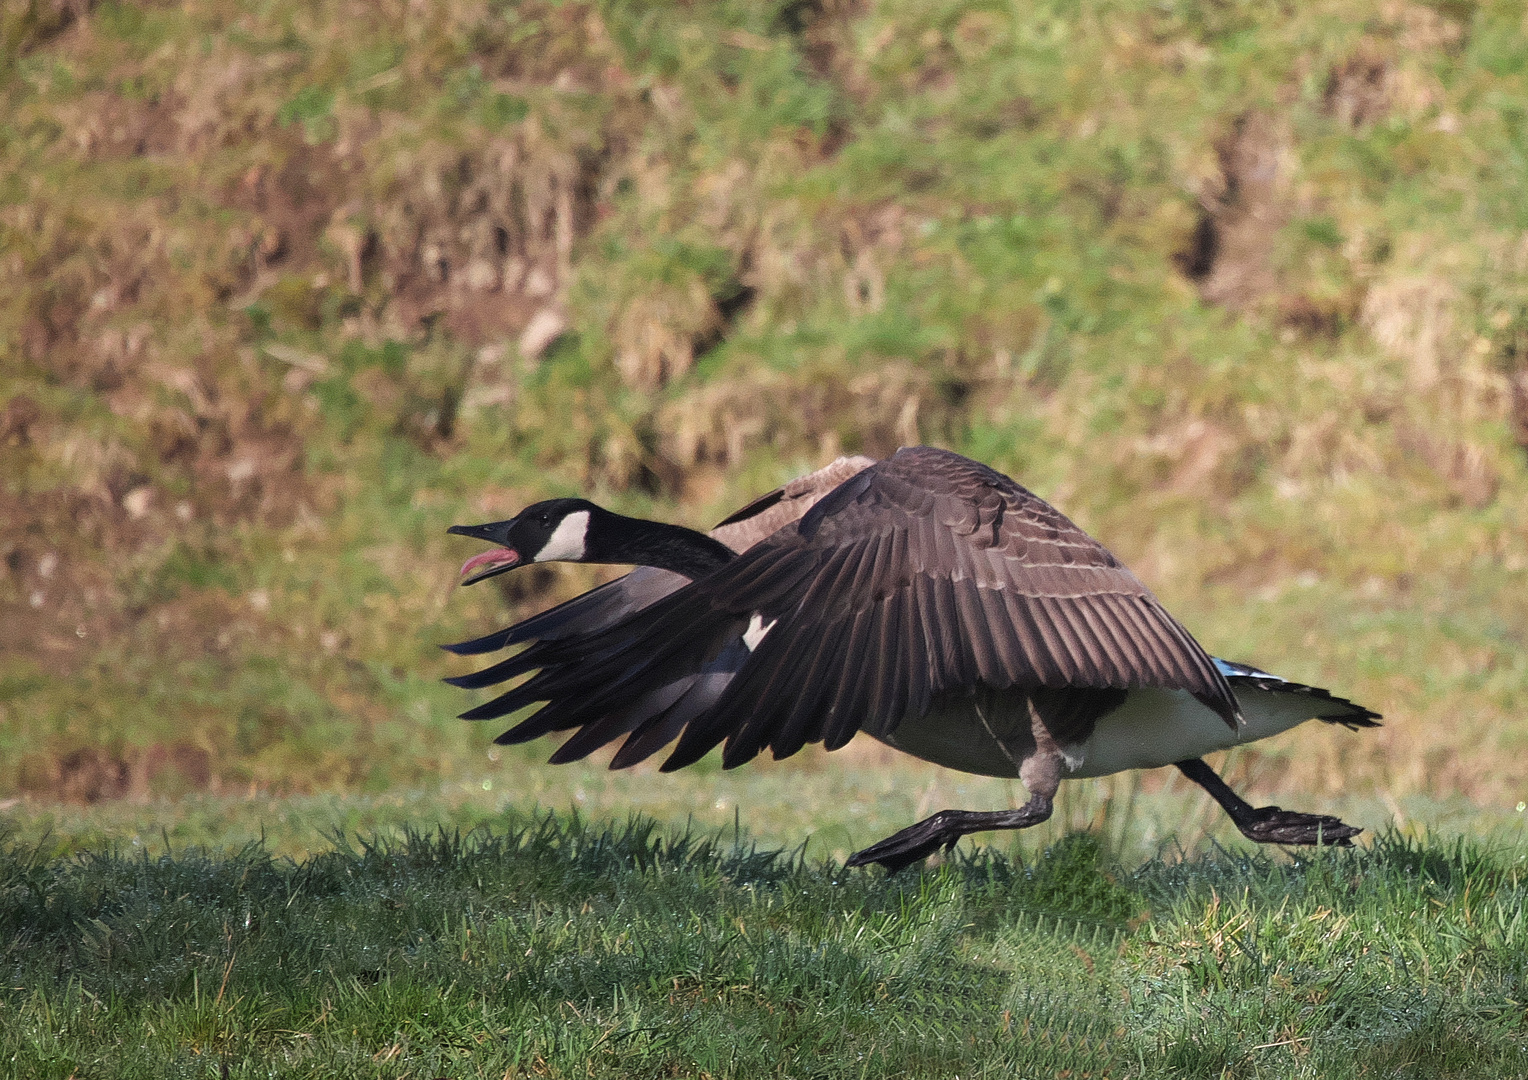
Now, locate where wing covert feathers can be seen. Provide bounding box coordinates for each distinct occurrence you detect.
[451,446,1241,770]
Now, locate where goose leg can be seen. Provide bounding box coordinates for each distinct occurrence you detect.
[845,797,1055,874]
[852,700,1065,873]
[1175,758,1361,846]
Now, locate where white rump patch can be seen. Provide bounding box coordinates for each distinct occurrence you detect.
[535,510,589,562]
[742,613,777,652]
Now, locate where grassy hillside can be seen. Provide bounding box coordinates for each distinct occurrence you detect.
[3,0,1528,810]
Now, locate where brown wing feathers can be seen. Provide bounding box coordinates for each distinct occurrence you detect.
[456,446,1240,771]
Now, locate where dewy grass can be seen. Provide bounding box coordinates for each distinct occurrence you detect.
[2,813,1527,1079]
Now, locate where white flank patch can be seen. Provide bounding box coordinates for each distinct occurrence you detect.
[742,613,777,652]
[535,510,589,562]
[1065,684,1327,779]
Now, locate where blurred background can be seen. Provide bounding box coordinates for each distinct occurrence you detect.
[3,0,1527,854]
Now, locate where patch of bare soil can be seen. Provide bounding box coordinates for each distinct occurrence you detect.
[1174,96,1377,339]
[1175,111,1291,313]
[4,0,97,57]
[1511,372,1528,452]
[1324,49,1393,132]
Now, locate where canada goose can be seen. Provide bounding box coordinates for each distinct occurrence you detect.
[447,447,1377,871]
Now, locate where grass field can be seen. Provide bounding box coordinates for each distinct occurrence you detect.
[6,805,1528,1079]
[6,761,1528,1077]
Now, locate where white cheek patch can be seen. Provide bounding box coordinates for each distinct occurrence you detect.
[535,510,590,562]
[742,613,777,652]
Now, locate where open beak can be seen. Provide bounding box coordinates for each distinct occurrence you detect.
[448,522,521,586]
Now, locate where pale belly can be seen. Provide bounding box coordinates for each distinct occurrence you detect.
[875,685,1322,781]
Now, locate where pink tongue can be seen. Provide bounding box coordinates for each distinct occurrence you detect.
[460,548,519,579]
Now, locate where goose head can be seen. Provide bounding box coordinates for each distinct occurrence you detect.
[449,498,735,585]
[449,498,600,585]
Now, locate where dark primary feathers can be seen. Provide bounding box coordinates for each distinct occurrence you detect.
[457,447,1241,772]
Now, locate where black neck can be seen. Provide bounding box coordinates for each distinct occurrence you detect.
[587,514,736,579]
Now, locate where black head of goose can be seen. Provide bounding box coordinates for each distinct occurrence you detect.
[447,447,1378,871]
[448,497,735,585]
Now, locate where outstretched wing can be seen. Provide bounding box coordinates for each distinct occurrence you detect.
[467,446,1240,771]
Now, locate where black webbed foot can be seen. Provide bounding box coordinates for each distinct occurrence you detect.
[1235,806,1362,846]
[1175,758,1362,848]
[846,811,974,873]
[846,800,1054,874]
